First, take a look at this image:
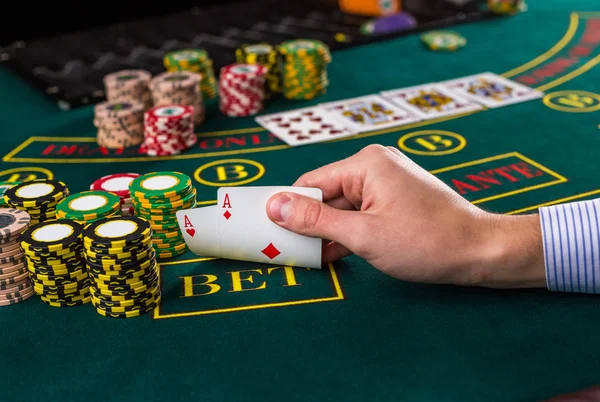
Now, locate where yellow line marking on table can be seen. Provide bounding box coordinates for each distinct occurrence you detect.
[502,12,579,78]
[537,53,600,92]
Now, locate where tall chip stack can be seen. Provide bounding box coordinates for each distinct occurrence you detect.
[3,179,70,225]
[219,64,267,117]
[129,172,196,260]
[163,49,217,101]
[56,191,122,224]
[89,173,139,217]
[150,71,205,125]
[140,105,197,156]
[93,100,145,149]
[235,43,282,99]
[21,219,91,307]
[0,209,33,306]
[103,69,153,109]
[83,216,161,318]
[279,39,332,100]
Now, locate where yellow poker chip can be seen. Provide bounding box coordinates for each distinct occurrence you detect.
[3,180,68,209]
[41,295,91,307]
[83,216,151,248]
[94,302,159,318]
[19,220,83,252]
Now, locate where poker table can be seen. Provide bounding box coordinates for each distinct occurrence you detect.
[1,1,600,401]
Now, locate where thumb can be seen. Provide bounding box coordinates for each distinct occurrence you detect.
[267,192,362,247]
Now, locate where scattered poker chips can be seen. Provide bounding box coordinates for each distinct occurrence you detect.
[83,216,161,318]
[0,182,20,208]
[93,100,145,148]
[90,173,139,217]
[129,172,196,259]
[103,69,153,109]
[21,219,91,307]
[140,105,197,156]
[0,209,33,306]
[279,39,331,100]
[3,179,70,225]
[56,191,122,223]
[219,64,268,117]
[235,43,282,99]
[488,0,526,14]
[163,49,217,101]
[420,30,466,52]
[150,71,205,125]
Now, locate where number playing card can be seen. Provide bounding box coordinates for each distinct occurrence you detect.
[320,94,421,133]
[255,106,357,147]
[217,186,323,269]
[381,83,483,119]
[440,72,544,108]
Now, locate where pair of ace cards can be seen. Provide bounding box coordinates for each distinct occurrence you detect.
[255,72,543,147]
[176,186,323,269]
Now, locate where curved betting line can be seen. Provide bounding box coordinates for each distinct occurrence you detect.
[536,53,600,92]
[502,13,579,78]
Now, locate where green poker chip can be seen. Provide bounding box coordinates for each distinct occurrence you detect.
[420,30,466,52]
[0,182,19,207]
[56,191,121,221]
[129,172,192,200]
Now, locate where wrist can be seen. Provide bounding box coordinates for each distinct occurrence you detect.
[469,212,546,289]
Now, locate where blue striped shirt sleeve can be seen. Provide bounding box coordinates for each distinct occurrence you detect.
[539,199,600,293]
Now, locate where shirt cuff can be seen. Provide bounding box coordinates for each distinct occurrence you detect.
[539,199,600,294]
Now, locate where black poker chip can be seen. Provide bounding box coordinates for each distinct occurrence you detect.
[19,219,83,252]
[83,216,151,248]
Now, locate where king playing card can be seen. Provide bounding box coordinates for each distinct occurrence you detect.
[440,72,544,108]
[320,94,421,133]
[381,83,484,120]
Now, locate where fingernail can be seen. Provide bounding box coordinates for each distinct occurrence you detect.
[269,194,292,222]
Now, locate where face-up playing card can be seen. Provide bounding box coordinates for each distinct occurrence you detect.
[176,206,220,257]
[320,94,421,133]
[255,106,357,147]
[381,83,483,119]
[440,72,544,108]
[217,186,323,269]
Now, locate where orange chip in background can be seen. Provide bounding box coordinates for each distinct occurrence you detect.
[339,0,402,17]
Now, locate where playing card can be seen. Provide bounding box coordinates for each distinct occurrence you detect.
[381,83,483,119]
[217,186,323,269]
[176,206,220,257]
[440,72,544,108]
[320,94,421,133]
[255,106,357,147]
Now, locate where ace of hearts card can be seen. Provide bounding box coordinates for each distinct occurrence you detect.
[381,83,484,119]
[319,94,422,133]
[255,106,357,146]
[440,72,544,108]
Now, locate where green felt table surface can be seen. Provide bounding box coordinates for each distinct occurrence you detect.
[1,1,600,401]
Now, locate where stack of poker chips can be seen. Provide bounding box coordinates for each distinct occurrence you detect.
[56,191,122,224]
[21,219,91,307]
[89,173,139,217]
[3,179,70,225]
[140,105,197,157]
[0,182,20,208]
[163,49,217,101]
[150,71,205,125]
[219,64,267,117]
[235,43,282,99]
[129,172,196,260]
[93,100,145,149]
[0,209,33,306]
[103,69,153,109]
[279,39,331,100]
[83,216,161,318]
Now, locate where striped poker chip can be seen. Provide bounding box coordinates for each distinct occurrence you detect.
[219,63,267,117]
[90,173,140,198]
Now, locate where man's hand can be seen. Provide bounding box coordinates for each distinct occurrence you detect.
[267,145,545,289]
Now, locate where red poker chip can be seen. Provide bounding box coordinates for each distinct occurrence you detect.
[220,64,267,80]
[90,173,140,198]
[145,104,194,122]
